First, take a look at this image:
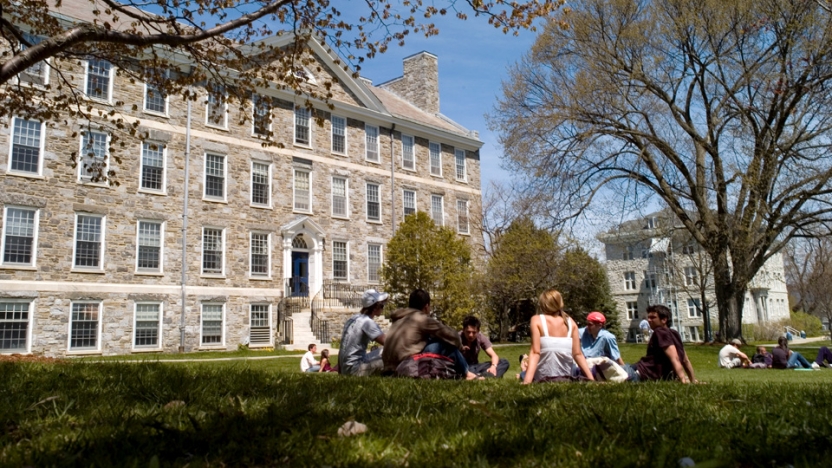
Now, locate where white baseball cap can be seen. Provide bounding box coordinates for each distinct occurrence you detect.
[361,289,389,308]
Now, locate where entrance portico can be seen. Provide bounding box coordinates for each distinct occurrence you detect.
[280,217,326,297]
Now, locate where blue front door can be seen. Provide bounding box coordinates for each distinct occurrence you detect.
[291,252,309,296]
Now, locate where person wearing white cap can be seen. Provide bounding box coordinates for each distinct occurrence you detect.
[337,289,388,376]
[718,338,751,369]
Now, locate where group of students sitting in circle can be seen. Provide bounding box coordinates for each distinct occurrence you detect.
[718,337,832,370]
[303,287,700,383]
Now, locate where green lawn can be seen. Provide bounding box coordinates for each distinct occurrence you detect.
[4,343,832,466]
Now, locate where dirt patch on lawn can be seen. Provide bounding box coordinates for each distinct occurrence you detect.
[0,354,64,364]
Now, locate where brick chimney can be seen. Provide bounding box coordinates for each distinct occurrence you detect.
[379,51,439,114]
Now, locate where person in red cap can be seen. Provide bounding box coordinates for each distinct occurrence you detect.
[579,311,625,366]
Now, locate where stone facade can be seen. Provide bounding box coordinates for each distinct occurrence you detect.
[599,217,790,342]
[378,52,440,115]
[0,31,483,356]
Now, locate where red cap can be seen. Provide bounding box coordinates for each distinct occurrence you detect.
[587,312,606,324]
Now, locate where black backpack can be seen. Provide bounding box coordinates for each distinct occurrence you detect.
[395,353,459,379]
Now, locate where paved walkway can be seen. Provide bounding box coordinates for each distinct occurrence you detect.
[87,349,340,364]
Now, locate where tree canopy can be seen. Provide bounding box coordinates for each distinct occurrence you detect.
[491,0,832,339]
[0,0,560,182]
[381,211,475,328]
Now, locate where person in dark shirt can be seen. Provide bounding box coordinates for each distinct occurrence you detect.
[771,336,814,369]
[623,304,697,383]
[750,346,772,368]
[459,315,510,377]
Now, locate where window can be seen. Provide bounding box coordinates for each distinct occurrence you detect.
[85,59,112,101]
[140,142,165,192]
[682,241,696,254]
[69,302,100,351]
[457,199,469,234]
[251,161,271,207]
[79,131,108,183]
[365,124,379,162]
[332,241,348,280]
[134,303,162,348]
[295,107,310,145]
[204,154,225,200]
[684,266,697,286]
[646,217,658,229]
[74,214,104,269]
[294,170,311,212]
[249,304,271,346]
[368,244,381,283]
[366,182,380,222]
[202,228,224,275]
[644,272,657,290]
[624,271,636,290]
[252,94,271,136]
[143,71,168,114]
[455,148,466,181]
[403,189,416,217]
[429,142,442,176]
[2,207,37,266]
[331,115,346,154]
[431,194,444,226]
[206,85,227,128]
[687,298,702,318]
[622,245,634,260]
[250,232,269,277]
[332,177,348,218]
[9,117,43,175]
[136,221,162,273]
[201,303,224,345]
[0,301,30,353]
[19,33,48,85]
[401,134,415,170]
[626,301,639,319]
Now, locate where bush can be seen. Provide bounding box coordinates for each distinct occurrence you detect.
[790,311,824,337]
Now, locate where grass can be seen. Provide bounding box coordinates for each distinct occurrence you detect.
[3,344,832,466]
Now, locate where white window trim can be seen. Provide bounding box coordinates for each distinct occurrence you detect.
[134,219,164,275]
[132,301,164,351]
[77,131,111,186]
[138,141,167,195]
[365,182,382,224]
[249,231,272,280]
[431,194,444,227]
[624,271,636,290]
[626,301,638,320]
[251,95,273,137]
[67,300,103,354]
[142,79,169,117]
[457,199,469,235]
[401,134,416,172]
[293,169,313,214]
[1,205,39,268]
[249,160,272,209]
[16,35,50,88]
[248,303,274,347]
[402,188,417,220]
[365,124,380,163]
[199,302,226,348]
[294,107,312,148]
[71,213,106,273]
[203,153,227,203]
[331,176,350,219]
[331,240,350,282]
[367,243,383,284]
[83,59,114,104]
[205,87,229,129]
[429,141,442,177]
[331,115,348,156]
[0,298,34,354]
[201,226,226,277]
[7,117,45,178]
[455,148,467,183]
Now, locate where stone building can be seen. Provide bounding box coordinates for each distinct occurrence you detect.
[0,5,483,356]
[598,213,789,342]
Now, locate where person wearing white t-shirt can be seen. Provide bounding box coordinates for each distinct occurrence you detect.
[301,344,321,372]
[718,339,750,369]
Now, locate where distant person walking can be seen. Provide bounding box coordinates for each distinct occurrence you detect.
[639,318,651,342]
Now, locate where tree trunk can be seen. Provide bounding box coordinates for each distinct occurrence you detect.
[700,289,711,341]
[712,251,743,341]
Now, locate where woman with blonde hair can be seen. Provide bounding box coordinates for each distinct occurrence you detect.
[522,289,594,383]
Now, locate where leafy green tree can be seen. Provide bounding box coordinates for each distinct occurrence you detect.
[483,217,560,340]
[381,211,475,327]
[556,247,621,340]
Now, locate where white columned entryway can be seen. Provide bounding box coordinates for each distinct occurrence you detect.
[279,216,327,297]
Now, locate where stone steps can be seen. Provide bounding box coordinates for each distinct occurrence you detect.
[284,311,325,351]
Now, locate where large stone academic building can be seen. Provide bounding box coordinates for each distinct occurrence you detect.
[0,2,484,356]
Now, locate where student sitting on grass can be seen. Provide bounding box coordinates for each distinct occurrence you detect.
[718,339,751,369]
[516,354,529,381]
[751,346,772,368]
[459,315,511,378]
[771,336,817,369]
[301,344,320,373]
[813,346,832,368]
[622,305,698,383]
[338,289,388,376]
[318,349,334,372]
[522,289,594,384]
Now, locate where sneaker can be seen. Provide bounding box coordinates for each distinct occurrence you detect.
[812,362,821,370]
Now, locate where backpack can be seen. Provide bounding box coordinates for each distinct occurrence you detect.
[395,353,459,379]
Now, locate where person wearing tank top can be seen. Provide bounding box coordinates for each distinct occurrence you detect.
[522,289,594,383]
